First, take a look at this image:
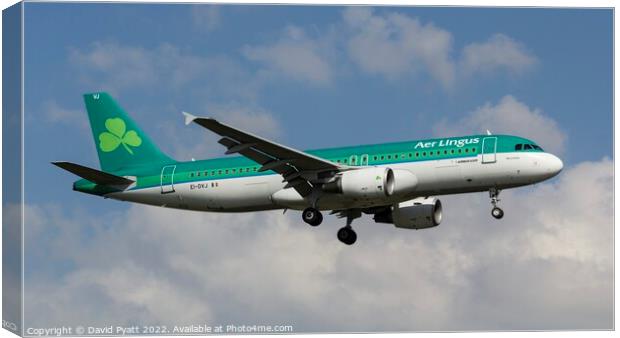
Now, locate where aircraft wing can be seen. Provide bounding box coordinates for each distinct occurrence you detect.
[183,113,345,197]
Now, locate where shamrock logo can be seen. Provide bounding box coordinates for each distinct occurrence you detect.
[98,118,142,155]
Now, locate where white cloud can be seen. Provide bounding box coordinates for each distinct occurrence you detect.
[341,8,539,88]
[42,100,89,133]
[433,95,567,155]
[70,42,260,100]
[343,7,456,87]
[70,42,159,91]
[70,16,538,95]
[24,157,612,331]
[461,33,537,75]
[242,26,333,85]
[209,104,282,139]
[167,103,282,161]
[191,5,220,32]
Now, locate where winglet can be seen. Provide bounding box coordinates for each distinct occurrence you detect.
[182,111,197,126]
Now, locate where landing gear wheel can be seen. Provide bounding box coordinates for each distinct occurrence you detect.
[302,207,323,226]
[491,207,504,219]
[489,188,504,220]
[337,226,357,245]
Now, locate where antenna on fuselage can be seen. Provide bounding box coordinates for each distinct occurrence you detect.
[486,129,492,135]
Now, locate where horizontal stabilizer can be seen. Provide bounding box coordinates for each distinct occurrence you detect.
[52,161,135,186]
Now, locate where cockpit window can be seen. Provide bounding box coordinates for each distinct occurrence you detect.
[515,143,543,152]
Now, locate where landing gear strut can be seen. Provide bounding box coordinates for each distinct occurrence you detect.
[489,188,504,219]
[302,207,323,226]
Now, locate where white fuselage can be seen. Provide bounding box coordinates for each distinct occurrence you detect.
[108,151,563,212]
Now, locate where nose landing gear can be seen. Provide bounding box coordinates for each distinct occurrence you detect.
[489,188,504,219]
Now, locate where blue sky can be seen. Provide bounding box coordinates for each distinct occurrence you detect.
[19,3,613,331]
[23,4,612,206]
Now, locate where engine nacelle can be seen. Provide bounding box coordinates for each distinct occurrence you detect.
[323,167,395,199]
[390,169,419,196]
[374,197,442,229]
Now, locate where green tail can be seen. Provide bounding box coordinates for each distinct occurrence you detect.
[83,92,173,172]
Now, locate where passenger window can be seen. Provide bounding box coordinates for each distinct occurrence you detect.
[218,170,222,175]
[190,173,194,177]
[515,144,523,151]
[444,150,447,155]
[450,149,454,154]
[415,152,419,157]
[422,152,426,156]
[373,156,378,160]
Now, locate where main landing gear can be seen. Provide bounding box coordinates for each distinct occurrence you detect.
[336,210,361,245]
[489,188,504,219]
[301,207,359,245]
[302,207,323,226]
[337,226,356,245]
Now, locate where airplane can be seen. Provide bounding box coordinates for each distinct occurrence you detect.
[53,93,564,245]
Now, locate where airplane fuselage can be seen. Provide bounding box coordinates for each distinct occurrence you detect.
[74,134,563,212]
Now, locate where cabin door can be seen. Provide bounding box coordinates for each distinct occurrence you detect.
[360,154,369,166]
[482,137,497,163]
[160,165,176,194]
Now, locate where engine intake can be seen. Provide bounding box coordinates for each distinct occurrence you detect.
[374,197,442,229]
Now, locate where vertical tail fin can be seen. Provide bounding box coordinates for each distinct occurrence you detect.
[83,92,173,172]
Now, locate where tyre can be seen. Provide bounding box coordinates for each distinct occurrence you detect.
[302,207,322,226]
[337,227,357,245]
[491,207,504,219]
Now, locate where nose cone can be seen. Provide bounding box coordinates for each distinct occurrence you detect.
[544,154,564,178]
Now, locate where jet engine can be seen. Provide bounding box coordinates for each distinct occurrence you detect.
[374,197,443,229]
[322,167,419,200]
[322,167,394,199]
